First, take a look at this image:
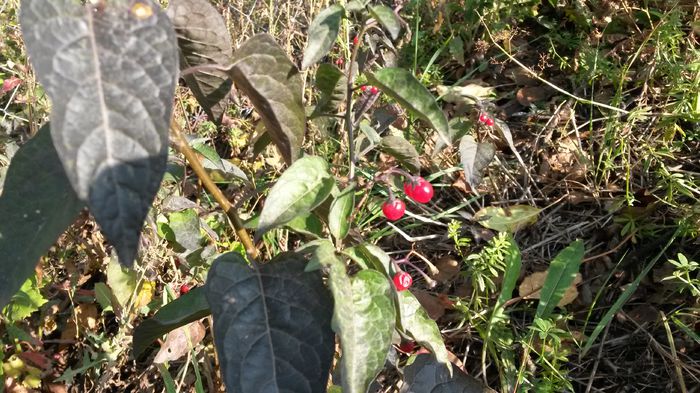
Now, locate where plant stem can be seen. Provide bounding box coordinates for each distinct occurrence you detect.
[170,123,260,260]
[345,23,370,181]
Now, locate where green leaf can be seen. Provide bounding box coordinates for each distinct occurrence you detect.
[366,68,449,144]
[167,0,233,124]
[230,34,304,164]
[343,244,392,276]
[168,209,201,251]
[20,0,179,267]
[328,259,395,393]
[312,64,347,117]
[132,287,211,358]
[106,257,137,309]
[302,4,345,70]
[300,239,337,272]
[205,252,335,393]
[380,135,421,173]
[402,354,495,393]
[368,5,401,40]
[495,236,521,314]
[473,205,541,233]
[94,282,113,313]
[345,0,370,12]
[0,124,83,309]
[3,276,47,322]
[536,240,584,319]
[285,213,325,238]
[459,135,495,190]
[257,156,334,237]
[329,184,355,241]
[396,291,450,369]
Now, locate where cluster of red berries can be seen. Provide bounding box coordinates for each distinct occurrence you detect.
[360,85,379,95]
[478,112,495,126]
[381,176,434,221]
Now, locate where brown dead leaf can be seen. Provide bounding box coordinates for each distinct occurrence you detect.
[411,290,446,320]
[153,321,206,364]
[46,384,68,393]
[519,272,582,307]
[75,303,99,331]
[430,256,461,283]
[516,86,550,106]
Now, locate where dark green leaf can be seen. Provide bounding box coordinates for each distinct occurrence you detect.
[366,68,449,143]
[94,282,114,313]
[345,0,370,12]
[257,156,334,237]
[20,0,179,267]
[343,244,392,276]
[302,5,345,70]
[169,209,201,251]
[536,240,584,319]
[459,135,495,190]
[286,213,325,238]
[230,34,304,164]
[401,354,495,393]
[0,124,83,309]
[380,135,421,172]
[133,287,210,358]
[329,185,355,241]
[495,236,521,313]
[328,259,395,393]
[205,252,335,393]
[368,5,401,40]
[473,205,541,233]
[167,0,233,124]
[312,64,347,117]
[396,291,450,369]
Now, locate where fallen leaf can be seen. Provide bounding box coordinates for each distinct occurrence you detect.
[133,280,155,310]
[516,86,550,106]
[519,271,582,307]
[1,76,21,94]
[153,321,206,364]
[75,304,99,331]
[437,82,495,104]
[474,205,541,233]
[411,290,446,320]
[430,257,461,283]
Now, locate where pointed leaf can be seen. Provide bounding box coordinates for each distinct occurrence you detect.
[536,240,584,319]
[300,239,337,271]
[380,135,421,172]
[343,244,392,276]
[0,124,83,309]
[328,184,355,241]
[495,236,521,313]
[168,209,201,251]
[167,0,233,124]
[473,205,541,233]
[302,4,345,70]
[106,257,137,309]
[366,68,449,143]
[368,5,401,40]
[328,259,395,393]
[257,156,334,237]
[133,286,211,358]
[396,291,450,369]
[20,0,179,266]
[229,34,304,164]
[205,252,335,393]
[3,276,48,322]
[401,354,495,393]
[286,213,325,238]
[459,135,495,190]
[312,64,347,117]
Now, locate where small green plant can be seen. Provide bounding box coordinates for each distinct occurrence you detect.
[662,253,700,296]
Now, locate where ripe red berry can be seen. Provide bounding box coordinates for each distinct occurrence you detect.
[335,58,344,66]
[393,271,413,291]
[485,118,495,126]
[353,36,359,46]
[403,177,434,204]
[360,85,367,92]
[397,341,416,353]
[179,284,190,295]
[479,113,489,123]
[370,86,379,95]
[382,199,406,221]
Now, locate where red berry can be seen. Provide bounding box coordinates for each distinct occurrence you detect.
[370,86,379,95]
[179,284,190,295]
[382,199,406,221]
[393,271,413,291]
[360,85,367,92]
[397,341,416,353]
[353,36,359,46]
[479,113,489,123]
[335,58,344,66]
[403,177,434,204]
[485,118,495,126]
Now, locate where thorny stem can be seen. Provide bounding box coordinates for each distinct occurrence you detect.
[170,122,260,261]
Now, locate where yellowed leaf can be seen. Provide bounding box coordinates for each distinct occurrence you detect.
[153,321,206,364]
[519,271,582,307]
[133,280,155,310]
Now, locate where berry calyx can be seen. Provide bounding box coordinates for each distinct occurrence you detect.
[397,341,416,353]
[478,113,489,123]
[382,199,406,221]
[370,86,379,95]
[403,177,434,204]
[360,85,367,92]
[180,284,191,295]
[485,118,495,126]
[393,271,413,291]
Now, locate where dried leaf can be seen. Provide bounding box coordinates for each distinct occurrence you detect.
[519,272,582,307]
[153,321,206,364]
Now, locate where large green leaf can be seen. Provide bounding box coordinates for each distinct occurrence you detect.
[536,240,584,319]
[396,291,450,369]
[302,4,345,70]
[473,205,541,233]
[328,258,395,393]
[401,354,495,393]
[229,34,305,164]
[168,208,201,251]
[366,68,449,143]
[205,252,335,393]
[3,276,48,322]
[494,236,521,315]
[368,5,401,40]
[257,156,334,237]
[106,257,137,309]
[312,63,347,117]
[132,287,211,358]
[380,135,421,173]
[459,135,495,190]
[167,0,233,124]
[343,244,392,276]
[20,0,179,267]
[0,124,83,309]
[328,184,355,241]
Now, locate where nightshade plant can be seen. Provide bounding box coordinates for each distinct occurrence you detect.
[1,0,508,391]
